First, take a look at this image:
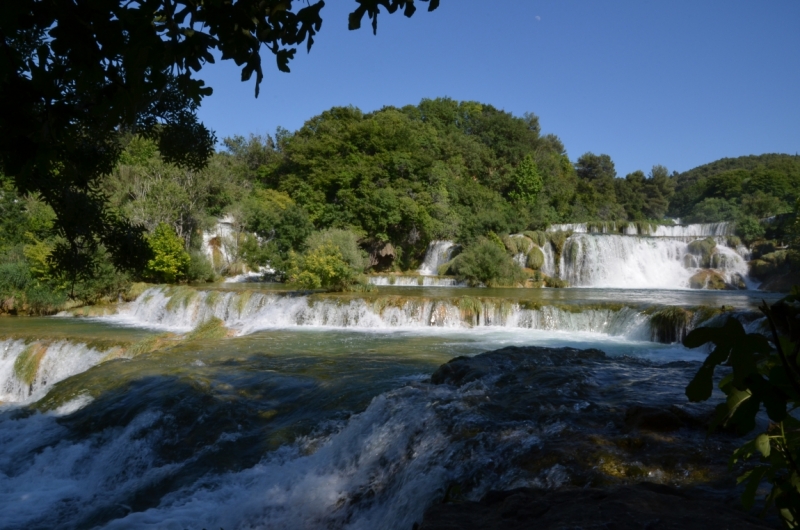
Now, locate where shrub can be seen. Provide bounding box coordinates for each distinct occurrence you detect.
[0,261,31,294]
[305,228,368,272]
[144,223,190,283]
[288,242,357,291]
[449,237,525,287]
[186,251,217,283]
[24,284,67,315]
[735,215,766,244]
[526,246,545,270]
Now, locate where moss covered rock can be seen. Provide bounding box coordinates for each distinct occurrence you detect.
[526,246,545,270]
[686,238,717,268]
[689,270,728,290]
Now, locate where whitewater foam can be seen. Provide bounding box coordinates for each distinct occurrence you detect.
[0,339,122,404]
[418,241,456,276]
[106,288,653,341]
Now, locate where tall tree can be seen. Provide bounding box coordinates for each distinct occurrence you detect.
[0,0,439,279]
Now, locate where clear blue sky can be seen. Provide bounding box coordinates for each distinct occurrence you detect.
[196,0,800,177]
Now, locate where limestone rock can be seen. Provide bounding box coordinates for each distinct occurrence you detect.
[689,270,728,290]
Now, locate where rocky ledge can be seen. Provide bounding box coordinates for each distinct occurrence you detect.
[416,346,779,530]
[416,482,774,530]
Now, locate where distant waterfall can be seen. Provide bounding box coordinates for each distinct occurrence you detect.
[648,222,734,237]
[559,234,749,289]
[201,215,238,270]
[546,221,734,237]
[418,241,456,276]
[540,243,556,277]
[367,276,464,287]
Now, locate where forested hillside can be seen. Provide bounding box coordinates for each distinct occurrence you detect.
[668,153,800,222]
[2,98,799,311]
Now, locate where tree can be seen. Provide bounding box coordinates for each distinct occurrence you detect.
[574,153,625,220]
[0,0,440,278]
[508,154,543,206]
[144,223,191,283]
[287,242,358,291]
[449,237,525,287]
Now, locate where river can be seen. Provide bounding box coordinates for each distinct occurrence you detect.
[0,280,782,529]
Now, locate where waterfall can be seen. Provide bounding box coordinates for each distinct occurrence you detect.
[367,275,465,287]
[647,222,733,237]
[201,214,238,269]
[107,287,653,340]
[558,234,749,289]
[540,243,556,277]
[418,241,456,276]
[546,221,734,237]
[0,339,122,404]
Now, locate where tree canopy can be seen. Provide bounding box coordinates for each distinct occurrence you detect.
[0,0,440,278]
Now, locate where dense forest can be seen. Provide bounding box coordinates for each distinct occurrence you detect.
[2,98,800,311]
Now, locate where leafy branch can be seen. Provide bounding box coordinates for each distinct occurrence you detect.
[684,291,800,527]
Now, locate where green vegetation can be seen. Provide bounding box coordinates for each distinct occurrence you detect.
[1,0,437,280]
[669,154,800,230]
[184,317,229,341]
[144,224,191,283]
[684,295,800,528]
[288,243,359,291]
[649,307,692,343]
[3,93,800,303]
[447,238,526,287]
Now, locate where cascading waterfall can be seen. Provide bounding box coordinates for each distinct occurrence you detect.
[648,222,734,237]
[540,243,556,277]
[367,276,464,287]
[546,221,734,237]
[0,339,122,404]
[201,214,238,269]
[418,241,456,276]
[558,234,749,289]
[106,287,652,340]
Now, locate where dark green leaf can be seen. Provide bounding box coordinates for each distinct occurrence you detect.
[739,467,769,510]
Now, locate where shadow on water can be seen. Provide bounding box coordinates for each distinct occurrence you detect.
[0,333,752,529]
[4,342,426,530]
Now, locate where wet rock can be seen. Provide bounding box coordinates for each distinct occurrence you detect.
[624,406,683,432]
[687,237,717,268]
[689,270,729,290]
[430,346,606,386]
[416,483,775,530]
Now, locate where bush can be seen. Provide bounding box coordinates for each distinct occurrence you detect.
[735,215,766,244]
[306,228,368,272]
[0,261,31,293]
[186,251,217,283]
[24,284,67,314]
[70,255,130,304]
[449,237,525,287]
[288,242,357,291]
[686,197,740,223]
[526,246,545,270]
[144,223,190,283]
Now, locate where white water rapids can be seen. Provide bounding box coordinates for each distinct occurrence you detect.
[106,287,652,339]
[0,340,122,404]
